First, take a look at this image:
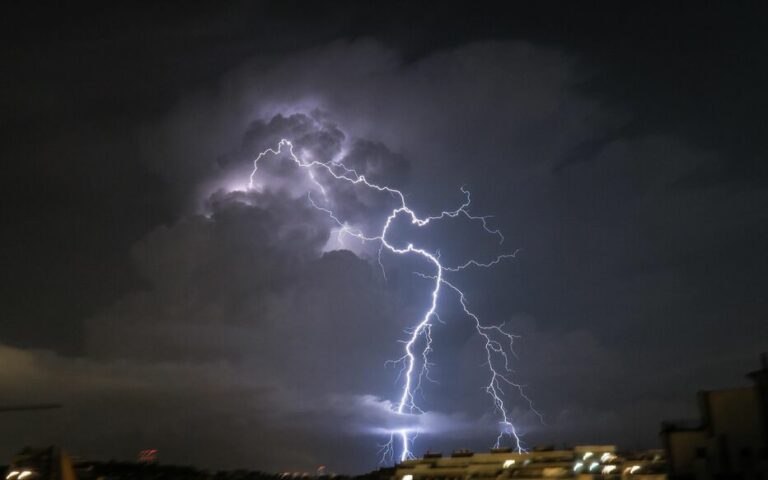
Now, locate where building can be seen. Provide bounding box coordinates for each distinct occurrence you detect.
[4,447,78,480]
[393,445,666,480]
[661,355,768,480]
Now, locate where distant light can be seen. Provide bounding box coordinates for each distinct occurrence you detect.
[573,462,584,472]
[602,466,617,474]
[629,466,641,474]
[589,462,600,472]
[6,472,19,480]
[583,452,594,460]
[18,472,33,480]
[403,475,413,480]
[600,453,616,463]
[503,460,516,468]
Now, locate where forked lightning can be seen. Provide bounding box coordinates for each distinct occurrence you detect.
[249,139,538,463]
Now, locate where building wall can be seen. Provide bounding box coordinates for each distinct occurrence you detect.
[661,360,768,479]
[394,446,664,480]
[705,387,764,473]
[665,430,708,475]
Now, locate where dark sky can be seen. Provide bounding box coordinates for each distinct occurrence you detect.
[1,1,767,474]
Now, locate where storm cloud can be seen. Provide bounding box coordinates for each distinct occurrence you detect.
[2,6,767,475]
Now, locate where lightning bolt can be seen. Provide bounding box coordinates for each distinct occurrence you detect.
[249,139,538,464]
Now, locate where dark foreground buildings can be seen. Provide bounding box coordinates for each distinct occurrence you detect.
[661,356,768,480]
[389,357,768,480]
[392,445,666,480]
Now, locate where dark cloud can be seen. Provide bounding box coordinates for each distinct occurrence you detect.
[2,3,767,475]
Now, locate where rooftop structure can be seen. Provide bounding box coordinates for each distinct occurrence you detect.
[394,445,665,480]
[661,355,768,479]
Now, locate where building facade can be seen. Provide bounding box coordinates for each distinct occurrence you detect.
[661,356,768,480]
[393,445,666,480]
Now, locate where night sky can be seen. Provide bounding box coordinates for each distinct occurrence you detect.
[2,1,767,474]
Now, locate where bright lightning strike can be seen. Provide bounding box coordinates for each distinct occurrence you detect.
[249,138,538,464]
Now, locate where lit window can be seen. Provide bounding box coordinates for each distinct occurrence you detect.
[600,453,616,463]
